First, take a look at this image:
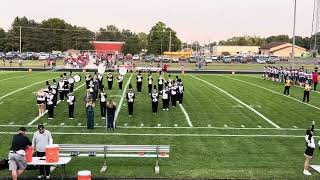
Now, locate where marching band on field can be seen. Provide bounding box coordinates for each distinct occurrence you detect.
[35,70,185,129]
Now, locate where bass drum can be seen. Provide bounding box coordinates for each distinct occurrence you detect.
[74,75,81,83]
[119,66,127,75]
[68,77,75,84]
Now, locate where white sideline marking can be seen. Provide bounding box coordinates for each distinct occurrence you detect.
[141,123,144,127]
[179,104,193,127]
[224,76,320,111]
[109,95,122,97]
[114,74,133,124]
[0,79,50,100]
[174,124,178,127]
[224,124,228,128]
[208,124,211,127]
[0,131,306,138]
[191,75,281,129]
[27,83,85,125]
[158,124,161,127]
[77,123,82,126]
[293,126,298,129]
[241,125,245,128]
[258,125,262,128]
[60,123,65,126]
[0,74,36,82]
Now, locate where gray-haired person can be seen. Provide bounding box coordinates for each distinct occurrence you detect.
[8,127,32,180]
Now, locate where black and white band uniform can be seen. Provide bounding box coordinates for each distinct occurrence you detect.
[58,79,65,101]
[126,85,135,116]
[147,75,153,95]
[67,93,76,119]
[158,76,165,95]
[151,85,159,113]
[171,81,178,107]
[117,75,123,90]
[92,78,99,101]
[85,73,91,89]
[97,73,104,90]
[162,85,170,111]
[51,79,58,107]
[46,89,54,119]
[304,122,315,158]
[99,90,107,119]
[107,73,113,90]
[178,82,184,104]
[136,74,143,93]
[63,74,69,99]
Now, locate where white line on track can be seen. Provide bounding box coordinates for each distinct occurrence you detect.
[0,131,306,138]
[179,104,193,127]
[27,83,86,125]
[109,95,122,97]
[0,74,36,82]
[224,76,320,111]
[114,74,133,124]
[0,78,56,100]
[192,75,281,129]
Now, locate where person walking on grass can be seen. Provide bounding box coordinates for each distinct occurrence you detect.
[86,99,95,129]
[303,81,311,103]
[151,85,159,113]
[32,124,53,179]
[283,77,292,96]
[303,121,316,176]
[8,127,32,180]
[126,84,135,117]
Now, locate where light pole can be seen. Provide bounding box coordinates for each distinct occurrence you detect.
[291,0,297,67]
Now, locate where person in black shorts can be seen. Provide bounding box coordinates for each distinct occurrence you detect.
[303,121,315,176]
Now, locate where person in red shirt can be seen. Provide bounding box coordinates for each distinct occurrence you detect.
[312,68,318,91]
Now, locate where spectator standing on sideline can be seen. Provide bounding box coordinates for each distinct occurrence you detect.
[8,127,32,180]
[32,125,53,179]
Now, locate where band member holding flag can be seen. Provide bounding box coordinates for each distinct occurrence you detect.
[151,85,159,113]
[126,84,135,116]
[67,92,76,119]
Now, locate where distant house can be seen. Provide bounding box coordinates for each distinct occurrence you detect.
[259,42,306,57]
[91,41,125,54]
[212,46,259,56]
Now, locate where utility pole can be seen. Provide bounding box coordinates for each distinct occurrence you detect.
[169,31,172,52]
[19,26,22,53]
[314,0,319,56]
[291,0,297,67]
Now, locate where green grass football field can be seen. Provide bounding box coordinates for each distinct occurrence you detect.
[1,70,320,179]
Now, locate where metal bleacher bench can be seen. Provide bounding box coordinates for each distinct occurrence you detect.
[59,144,170,173]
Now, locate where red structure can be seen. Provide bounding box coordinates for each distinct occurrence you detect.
[91,41,125,54]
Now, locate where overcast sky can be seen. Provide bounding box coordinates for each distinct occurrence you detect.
[0,0,314,43]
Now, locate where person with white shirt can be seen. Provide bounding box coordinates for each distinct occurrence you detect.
[162,84,170,111]
[117,74,124,90]
[32,124,53,179]
[303,121,316,176]
[67,92,76,119]
[126,84,135,116]
[136,73,143,93]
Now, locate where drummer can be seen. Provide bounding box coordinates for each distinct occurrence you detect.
[68,73,75,93]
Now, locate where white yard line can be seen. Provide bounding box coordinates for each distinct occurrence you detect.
[179,104,193,127]
[0,77,57,100]
[27,83,86,125]
[0,131,306,138]
[0,74,36,82]
[109,95,122,97]
[114,74,133,123]
[191,75,281,129]
[224,76,320,111]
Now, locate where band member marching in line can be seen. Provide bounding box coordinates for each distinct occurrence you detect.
[46,88,54,120]
[36,89,46,116]
[85,72,91,89]
[63,73,69,99]
[178,81,184,104]
[151,85,159,113]
[136,73,143,93]
[303,121,316,176]
[283,77,292,96]
[93,77,99,101]
[88,78,94,98]
[97,73,104,90]
[171,80,178,107]
[126,84,135,116]
[147,73,153,95]
[99,87,107,119]
[158,75,165,95]
[51,79,58,107]
[58,78,65,101]
[303,81,312,103]
[162,83,170,111]
[117,74,123,90]
[107,72,113,90]
[167,74,173,88]
[106,100,117,131]
[44,81,50,110]
[67,92,76,119]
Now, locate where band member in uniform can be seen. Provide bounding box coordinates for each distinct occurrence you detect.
[93,77,99,101]
[51,79,58,107]
[162,84,170,111]
[98,73,104,90]
[126,84,135,116]
[178,81,184,104]
[63,73,69,99]
[107,72,113,90]
[46,88,54,120]
[117,74,124,90]
[171,80,178,107]
[283,77,292,96]
[136,73,143,93]
[85,72,91,89]
[99,88,107,119]
[86,99,95,129]
[106,100,117,131]
[67,92,76,119]
[36,89,46,116]
[44,81,50,110]
[303,121,316,176]
[168,74,173,88]
[158,75,165,95]
[147,73,153,95]
[58,78,65,101]
[303,81,311,103]
[151,85,159,113]
[84,89,93,103]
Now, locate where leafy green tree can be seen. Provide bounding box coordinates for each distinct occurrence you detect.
[123,34,141,54]
[0,28,7,51]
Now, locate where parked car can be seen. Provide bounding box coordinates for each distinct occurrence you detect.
[5,52,16,59]
[38,53,49,60]
[256,57,267,64]
[162,56,170,63]
[49,54,58,61]
[26,52,35,60]
[154,56,162,62]
[144,55,152,62]
[171,56,179,63]
[116,53,124,60]
[211,56,218,61]
[132,54,140,60]
[189,56,197,63]
[20,53,28,60]
[0,52,5,59]
[222,56,232,63]
[205,56,213,63]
